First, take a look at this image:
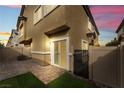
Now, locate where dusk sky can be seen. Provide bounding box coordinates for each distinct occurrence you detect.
[0,5,124,45]
[90,5,124,45]
[0,5,21,43]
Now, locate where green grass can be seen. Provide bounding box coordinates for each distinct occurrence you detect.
[0,72,45,88]
[0,72,97,88]
[47,72,97,88]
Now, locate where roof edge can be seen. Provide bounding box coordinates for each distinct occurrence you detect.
[116,18,124,33]
[16,5,25,28]
[82,5,99,35]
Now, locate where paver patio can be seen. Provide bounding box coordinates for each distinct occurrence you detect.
[0,59,65,84]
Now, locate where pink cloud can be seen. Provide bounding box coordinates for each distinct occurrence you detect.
[96,18,123,31]
[97,19,120,28]
[0,32,10,36]
[90,6,124,32]
[90,6,124,14]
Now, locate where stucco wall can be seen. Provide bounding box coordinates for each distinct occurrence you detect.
[65,6,90,71]
[19,5,99,71]
[23,6,35,40]
[30,6,67,52]
[22,5,95,53]
[31,53,51,64]
[65,5,89,50]
[21,6,68,64]
[117,26,124,39]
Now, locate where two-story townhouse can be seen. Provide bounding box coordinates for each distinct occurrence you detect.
[6,36,13,47]
[116,18,124,44]
[6,29,19,47]
[16,5,99,75]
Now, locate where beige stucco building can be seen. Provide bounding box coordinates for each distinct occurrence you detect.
[116,18,124,44]
[6,29,19,47]
[16,5,99,72]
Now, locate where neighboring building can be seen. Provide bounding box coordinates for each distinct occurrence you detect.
[116,18,124,44]
[0,40,8,47]
[6,36,13,47]
[16,5,99,72]
[6,29,19,47]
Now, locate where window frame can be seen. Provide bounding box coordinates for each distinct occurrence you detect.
[88,18,92,31]
[19,23,24,38]
[81,40,88,50]
[33,5,58,25]
[33,5,43,25]
[43,5,58,16]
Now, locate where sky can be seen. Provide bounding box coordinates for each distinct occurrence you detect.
[90,5,124,45]
[0,5,21,44]
[0,5,124,46]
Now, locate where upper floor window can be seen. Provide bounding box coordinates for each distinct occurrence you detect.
[82,40,88,50]
[33,5,57,25]
[33,6,43,24]
[43,5,57,16]
[88,18,92,31]
[19,23,24,37]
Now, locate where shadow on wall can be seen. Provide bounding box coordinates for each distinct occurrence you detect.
[89,46,121,87]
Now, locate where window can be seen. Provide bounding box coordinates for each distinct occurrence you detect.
[82,40,88,50]
[33,5,57,24]
[33,6,43,24]
[43,5,57,16]
[88,18,92,31]
[19,24,24,37]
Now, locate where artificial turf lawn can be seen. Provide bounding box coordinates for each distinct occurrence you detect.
[47,72,97,88]
[0,72,97,88]
[0,72,45,88]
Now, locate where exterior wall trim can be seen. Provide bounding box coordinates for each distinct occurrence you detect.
[31,51,50,55]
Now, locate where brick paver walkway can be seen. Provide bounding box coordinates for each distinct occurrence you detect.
[0,59,65,84]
